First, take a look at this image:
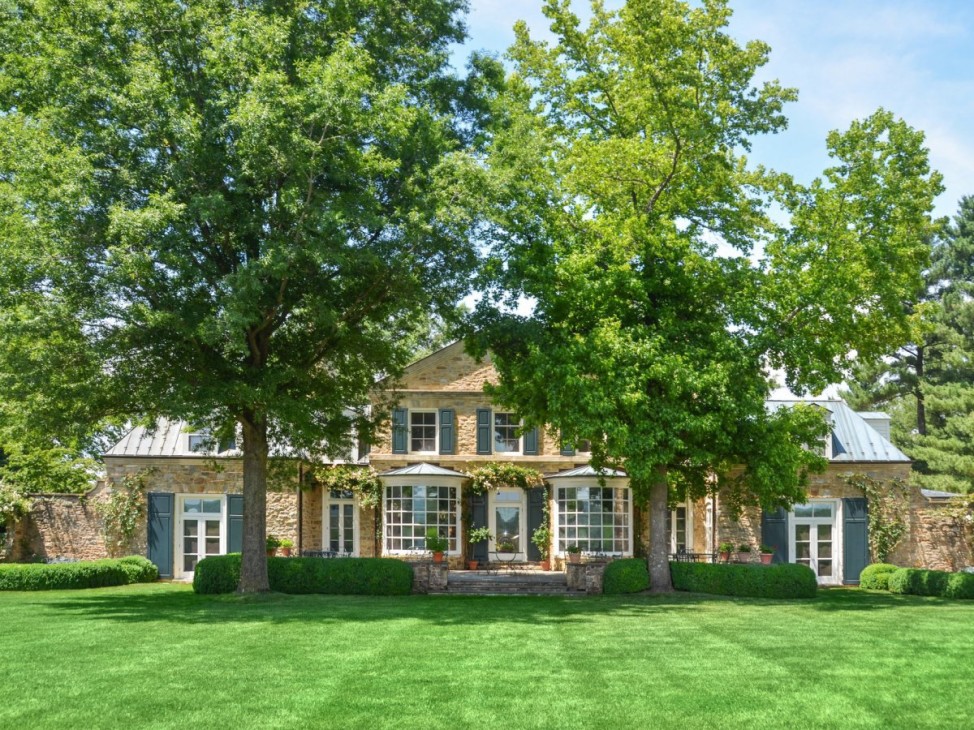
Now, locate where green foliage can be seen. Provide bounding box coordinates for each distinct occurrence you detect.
[887,567,973,599]
[265,535,281,551]
[424,529,449,553]
[312,466,383,510]
[0,0,498,592]
[468,463,545,494]
[603,558,650,594]
[193,554,413,596]
[470,0,939,592]
[0,556,157,591]
[97,470,152,556]
[468,527,493,544]
[670,562,818,599]
[0,482,31,525]
[846,475,910,561]
[859,563,901,591]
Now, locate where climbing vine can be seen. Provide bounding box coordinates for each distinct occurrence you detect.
[845,474,910,562]
[468,463,544,494]
[99,469,155,556]
[937,493,974,557]
[311,465,383,509]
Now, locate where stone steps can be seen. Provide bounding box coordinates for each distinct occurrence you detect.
[435,571,587,596]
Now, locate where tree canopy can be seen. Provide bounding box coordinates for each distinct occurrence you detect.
[469,0,943,589]
[0,0,498,589]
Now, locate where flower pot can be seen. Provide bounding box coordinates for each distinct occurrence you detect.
[467,560,479,571]
[280,547,292,558]
[718,551,730,563]
[735,552,751,563]
[540,560,551,571]
[568,553,581,564]
[266,548,277,558]
[432,551,444,564]
[760,553,773,565]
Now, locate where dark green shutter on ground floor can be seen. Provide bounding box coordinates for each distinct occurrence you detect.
[842,498,869,585]
[469,492,488,563]
[527,487,545,561]
[147,493,174,578]
[228,494,244,554]
[760,508,789,564]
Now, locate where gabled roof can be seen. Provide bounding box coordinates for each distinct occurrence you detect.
[544,466,628,479]
[105,418,239,458]
[378,463,469,478]
[766,399,910,463]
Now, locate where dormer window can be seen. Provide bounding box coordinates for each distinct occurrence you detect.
[188,434,207,452]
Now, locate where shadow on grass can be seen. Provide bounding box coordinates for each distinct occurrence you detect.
[23,582,953,627]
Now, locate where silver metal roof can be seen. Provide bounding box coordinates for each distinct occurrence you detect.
[105,418,240,458]
[766,399,910,463]
[378,463,469,478]
[921,488,959,500]
[544,466,628,479]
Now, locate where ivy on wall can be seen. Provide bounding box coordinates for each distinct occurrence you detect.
[98,469,155,556]
[937,494,974,558]
[845,474,910,562]
[468,463,544,494]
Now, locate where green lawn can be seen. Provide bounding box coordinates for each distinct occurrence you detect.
[1,584,971,729]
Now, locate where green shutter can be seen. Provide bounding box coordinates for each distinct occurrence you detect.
[523,426,540,456]
[228,494,244,554]
[760,507,789,564]
[392,407,408,454]
[147,493,174,578]
[476,408,492,455]
[842,498,869,585]
[470,492,489,563]
[439,408,455,455]
[527,487,546,561]
[560,432,575,457]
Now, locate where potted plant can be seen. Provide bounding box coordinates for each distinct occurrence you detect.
[425,528,449,563]
[496,536,518,557]
[759,544,774,565]
[566,544,582,564]
[736,543,753,563]
[718,541,734,562]
[265,534,280,558]
[279,538,294,558]
[532,523,552,571]
[467,526,492,570]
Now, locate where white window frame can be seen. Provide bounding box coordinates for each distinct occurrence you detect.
[788,499,843,586]
[668,502,694,554]
[489,488,528,560]
[323,489,359,556]
[551,481,633,557]
[174,494,227,580]
[382,477,463,556]
[408,410,438,454]
[492,412,521,454]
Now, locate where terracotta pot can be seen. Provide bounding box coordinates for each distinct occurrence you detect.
[433,551,444,564]
[760,553,773,565]
[280,547,292,558]
[718,551,730,563]
[735,552,751,563]
[540,560,551,571]
[568,553,581,564]
[467,560,479,571]
[266,549,277,558]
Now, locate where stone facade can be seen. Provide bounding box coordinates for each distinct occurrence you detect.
[11,484,122,562]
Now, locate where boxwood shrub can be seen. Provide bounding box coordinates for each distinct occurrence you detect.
[603,558,649,594]
[193,555,414,596]
[0,556,158,591]
[859,563,900,591]
[888,567,974,599]
[670,561,817,599]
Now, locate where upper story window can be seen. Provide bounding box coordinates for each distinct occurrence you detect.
[410,411,437,453]
[493,413,520,453]
[188,434,207,452]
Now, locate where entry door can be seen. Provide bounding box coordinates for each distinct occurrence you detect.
[791,502,838,584]
[178,497,225,578]
[325,489,358,556]
[490,489,526,560]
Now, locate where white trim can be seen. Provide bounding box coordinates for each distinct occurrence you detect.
[322,490,360,556]
[381,475,464,556]
[788,499,843,586]
[489,488,528,561]
[492,411,522,454]
[408,409,438,454]
[549,479,633,558]
[173,494,227,580]
[668,502,693,553]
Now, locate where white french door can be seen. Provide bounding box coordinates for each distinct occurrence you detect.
[490,489,527,560]
[177,496,226,579]
[324,489,358,555]
[790,501,840,585]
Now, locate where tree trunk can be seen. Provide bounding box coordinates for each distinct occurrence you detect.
[648,470,673,592]
[238,414,270,593]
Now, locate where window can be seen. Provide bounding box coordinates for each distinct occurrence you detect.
[667,504,692,553]
[384,485,460,553]
[410,412,436,452]
[493,413,520,453]
[188,434,207,452]
[179,496,225,576]
[555,486,631,555]
[324,489,357,555]
[218,436,236,452]
[790,501,838,583]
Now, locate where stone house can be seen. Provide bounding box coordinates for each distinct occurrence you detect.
[10,341,972,583]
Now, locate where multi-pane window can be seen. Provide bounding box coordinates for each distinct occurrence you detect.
[410,412,436,452]
[181,497,223,574]
[493,413,519,453]
[326,489,356,555]
[555,486,630,554]
[385,485,459,552]
[667,505,689,552]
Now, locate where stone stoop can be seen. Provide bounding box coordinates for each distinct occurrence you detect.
[433,570,587,597]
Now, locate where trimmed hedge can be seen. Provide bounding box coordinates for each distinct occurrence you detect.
[888,568,974,599]
[0,556,158,591]
[859,563,900,591]
[603,558,649,594]
[670,561,817,599]
[193,555,414,596]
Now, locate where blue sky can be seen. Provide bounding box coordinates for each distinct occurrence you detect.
[454,0,974,221]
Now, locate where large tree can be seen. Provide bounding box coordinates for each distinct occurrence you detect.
[847,196,974,493]
[470,0,943,590]
[0,0,497,590]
